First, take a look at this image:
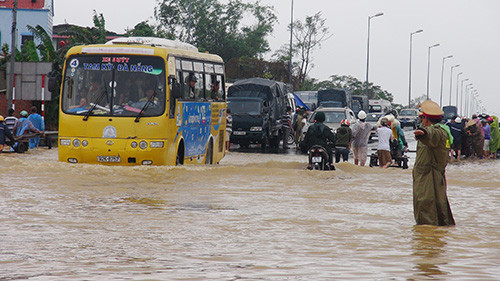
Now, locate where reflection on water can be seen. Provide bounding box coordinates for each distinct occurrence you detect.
[411,225,450,278]
[1,148,500,280]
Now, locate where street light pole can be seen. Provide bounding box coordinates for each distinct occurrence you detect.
[408,29,423,107]
[448,64,460,105]
[473,91,479,114]
[460,78,469,116]
[426,43,440,100]
[365,12,384,97]
[439,55,453,107]
[455,72,462,107]
[465,84,472,117]
[288,0,294,86]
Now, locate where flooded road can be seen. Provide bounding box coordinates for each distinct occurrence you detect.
[1,132,500,280]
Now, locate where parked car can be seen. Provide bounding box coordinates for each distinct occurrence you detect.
[398,108,420,129]
[302,107,356,140]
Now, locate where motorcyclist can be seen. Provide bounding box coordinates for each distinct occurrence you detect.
[303,111,336,168]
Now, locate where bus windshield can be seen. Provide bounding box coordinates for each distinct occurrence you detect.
[61,55,166,117]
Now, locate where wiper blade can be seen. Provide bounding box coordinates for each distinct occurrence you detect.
[83,87,108,121]
[134,91,157,123]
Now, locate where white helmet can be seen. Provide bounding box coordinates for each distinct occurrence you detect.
[358,110,367,120]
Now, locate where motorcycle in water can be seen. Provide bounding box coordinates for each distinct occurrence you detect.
[307,145,335,170]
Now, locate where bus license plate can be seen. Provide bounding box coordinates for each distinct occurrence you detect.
[233,131,246,135]
[97,156,121,163]
[312,156,322,163]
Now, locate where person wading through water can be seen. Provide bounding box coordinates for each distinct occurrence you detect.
[413,100,455,226]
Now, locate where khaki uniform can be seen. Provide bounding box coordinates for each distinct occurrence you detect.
[413,124,455,226]
[294,113,306,144]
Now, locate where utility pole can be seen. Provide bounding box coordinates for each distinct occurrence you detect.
[8,0,18,110]
[187,0,192,43]
[288,0,294,86]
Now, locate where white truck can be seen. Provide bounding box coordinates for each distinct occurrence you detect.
[369,99,392,114]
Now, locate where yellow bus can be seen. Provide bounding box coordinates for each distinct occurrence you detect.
[58,37,227,165]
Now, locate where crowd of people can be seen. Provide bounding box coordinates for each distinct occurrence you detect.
[294,103,499,169]
[297,107,409,169]
[0,107,45,153]
[294,99,498,226]
[447,114,499,160]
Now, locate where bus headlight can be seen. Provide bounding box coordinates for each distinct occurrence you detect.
[73,139,81,147]
[82,140,89,147]
[139,141,148,149]
[131,141,138,148]
[250,126,262,131]
[60,139,71,146]
[150,141,164,148]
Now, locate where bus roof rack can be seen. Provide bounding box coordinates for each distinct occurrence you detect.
[106,37,198,52]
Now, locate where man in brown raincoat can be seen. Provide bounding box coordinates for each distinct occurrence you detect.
[465,119,484,158]
[413,100,455,226]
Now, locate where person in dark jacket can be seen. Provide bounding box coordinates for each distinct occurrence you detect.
[0,115,16,151]
[447,116,465,160]
[335,119,352,162]
[303,111,336,167]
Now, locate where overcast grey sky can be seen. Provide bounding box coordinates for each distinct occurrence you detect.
[53,0,500,116]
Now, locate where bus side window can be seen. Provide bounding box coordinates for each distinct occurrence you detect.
[208,74,222,101]
[194,73,203,101]
[207,74,216,100]
[216,75,224,101]
[183,71,194,99]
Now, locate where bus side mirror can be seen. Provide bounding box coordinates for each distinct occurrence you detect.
[48,74,59,93]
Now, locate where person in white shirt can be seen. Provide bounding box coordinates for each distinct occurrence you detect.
[377,117,393,168]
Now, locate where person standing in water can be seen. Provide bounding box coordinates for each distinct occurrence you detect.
[413,100,455,226]
[351,110,372,166]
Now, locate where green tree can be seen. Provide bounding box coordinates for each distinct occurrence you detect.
[27,25,60,64]
[62,11,108,46]
[26,25,69,129]
[16,41,40,62]
[274,12,331,89]
[125,21,157,37]
[225,57,288,82]
[410,94,427,108]
[301,75,394,102]
[155,0,277,62]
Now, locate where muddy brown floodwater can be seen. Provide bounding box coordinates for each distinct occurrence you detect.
[1,142,499,280]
